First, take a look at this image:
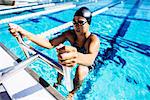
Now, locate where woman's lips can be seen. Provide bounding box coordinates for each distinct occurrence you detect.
[75,28,80,32]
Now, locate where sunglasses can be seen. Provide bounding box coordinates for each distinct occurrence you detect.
[73,20,87,26]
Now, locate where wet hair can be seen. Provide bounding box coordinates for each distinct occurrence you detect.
[74,7,92,25]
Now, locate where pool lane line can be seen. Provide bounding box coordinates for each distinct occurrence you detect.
[0,3,55,15]
[92,7,109,16]
[25,21,73,44]
[92,0,125,14]
[0,3,39,11]
[0,4,76,24]
[75,1,98,7]
[99,13,150,22]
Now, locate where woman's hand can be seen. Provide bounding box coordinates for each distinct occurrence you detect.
[8,23,25,38]
[57,44,78,67]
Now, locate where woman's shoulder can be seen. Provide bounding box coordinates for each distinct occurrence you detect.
[90,33,99,39]
[90,33,100,43]
[62,29,75,42]
[62,29,75,37]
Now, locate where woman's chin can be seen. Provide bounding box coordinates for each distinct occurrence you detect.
[75,29,80,33]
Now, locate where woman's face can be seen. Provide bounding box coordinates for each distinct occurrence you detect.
[73,16,89,34]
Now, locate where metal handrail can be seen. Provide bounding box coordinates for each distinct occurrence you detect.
[15,33,73,92]
[0,53,65,100]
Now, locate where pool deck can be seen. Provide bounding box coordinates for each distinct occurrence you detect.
[0,43,63,100]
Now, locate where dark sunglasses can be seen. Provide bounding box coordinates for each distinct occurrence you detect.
[73,20,87,26]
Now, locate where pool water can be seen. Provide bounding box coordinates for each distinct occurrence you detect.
[0,0,150,99]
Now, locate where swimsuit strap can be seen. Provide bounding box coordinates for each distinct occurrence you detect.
[72,33,91,54]
[72,42,86,53]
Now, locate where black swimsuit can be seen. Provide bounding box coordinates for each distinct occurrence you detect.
[71,33,94,70]
[72,42,86,54]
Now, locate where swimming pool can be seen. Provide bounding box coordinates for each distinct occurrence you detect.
[0,0,150,99]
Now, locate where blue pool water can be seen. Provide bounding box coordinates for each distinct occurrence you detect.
[0,0,150,99]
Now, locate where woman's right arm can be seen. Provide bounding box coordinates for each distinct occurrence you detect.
[8,23,67,49]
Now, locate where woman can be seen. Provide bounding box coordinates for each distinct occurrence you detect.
[9,7,100,98]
